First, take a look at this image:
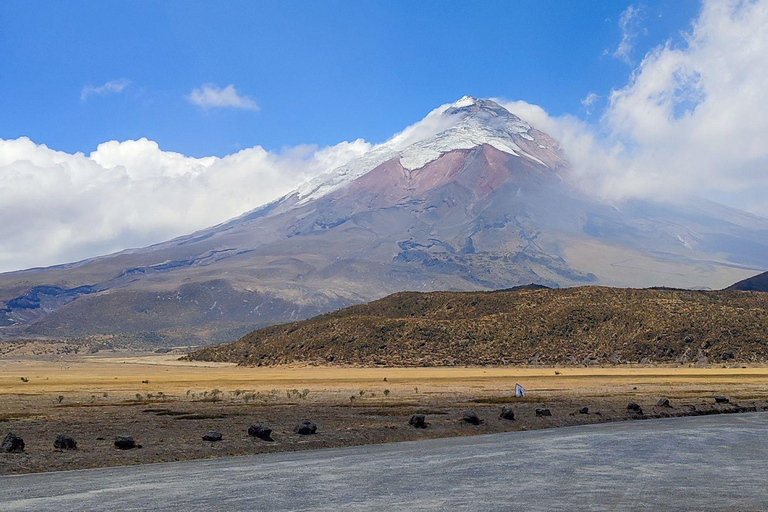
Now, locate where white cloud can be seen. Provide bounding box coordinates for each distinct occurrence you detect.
[0,137,369,272]
[187,84,259,111]
[613,4,644,64]
[81,78,132,100]
[500,0,768,217]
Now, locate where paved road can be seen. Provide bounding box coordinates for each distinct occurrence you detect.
[2,413,768,511]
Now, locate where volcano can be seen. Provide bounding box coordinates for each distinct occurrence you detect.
[2,97,767,344]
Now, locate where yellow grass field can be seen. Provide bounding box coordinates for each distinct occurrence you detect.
[4,354,768,400]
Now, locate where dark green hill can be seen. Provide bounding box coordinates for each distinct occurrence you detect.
[189,286,768,366]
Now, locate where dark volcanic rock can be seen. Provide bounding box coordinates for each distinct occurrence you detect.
[114,436,136,450]
[294,420,317,435]
[409,414,427,428]
[579,407,589,414]
[535,408,552,417]
[627,402,643,414]
[462,410,482,425]
[202,430,223,442]
[657,398,671,408]
[499,406,515,420]
[53,434,77,450]
[1,432,25,453]
[248,423,273,441]
[715,396,730,404]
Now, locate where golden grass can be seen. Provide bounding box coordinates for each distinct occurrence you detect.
[3,354,768,402]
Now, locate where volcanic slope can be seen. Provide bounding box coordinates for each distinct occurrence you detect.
[189,286,768,366]
[728,271,768,292]
[2,97,768,344]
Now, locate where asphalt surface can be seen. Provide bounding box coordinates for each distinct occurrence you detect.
[3,413,768,511]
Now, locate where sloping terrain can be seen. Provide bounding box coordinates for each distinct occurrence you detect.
[189,286,768,366]
[728,271,768,292]
[2,97,768,344]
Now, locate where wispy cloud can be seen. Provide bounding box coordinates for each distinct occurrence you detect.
[81,78,132,101]
[612,4,645,64]
[581,92,599,114]
[187,84,259,111]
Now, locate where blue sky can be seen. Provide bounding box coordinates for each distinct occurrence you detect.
[1,0,699,157]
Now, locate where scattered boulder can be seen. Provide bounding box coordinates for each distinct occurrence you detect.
[53,434,77,450]
[202,430,223,442]
[657,398,671,408]
[579,407,589,414]
[409,414,427,428]
[248,423,273,441]
[535,408,552,417]
[294,420,318,435]
[715,396,730,404]
[627,402,643,414]
[499,406,515,421]
[114,436,137,450]
[462,411,482,425]
[1,432,24,453]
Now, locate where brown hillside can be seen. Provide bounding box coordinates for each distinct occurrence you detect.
[188,286,768,366]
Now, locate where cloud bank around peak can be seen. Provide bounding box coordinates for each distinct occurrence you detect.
[501,0,768,216]
[0,136,369,272]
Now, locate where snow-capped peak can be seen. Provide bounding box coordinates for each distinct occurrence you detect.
[294,96,543,204]
[452,95,477,108]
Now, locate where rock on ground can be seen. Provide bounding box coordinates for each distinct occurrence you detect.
[499,406,515,421]
[294,421,318,435]
[463,411,482,425]
[114,436,136,450]
[409,414,427,428]
[1,432,24,453]
[202,431,223,442]
[248,424,273,441]
[627,403,643,414]
[657,398,671,408]
[53,435,77,450]
[535,408,552,417]
[579,407,589,414]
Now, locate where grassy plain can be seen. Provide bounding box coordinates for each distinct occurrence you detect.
[2,353,768,474]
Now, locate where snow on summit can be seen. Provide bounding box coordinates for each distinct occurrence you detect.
[295,97,545,204]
